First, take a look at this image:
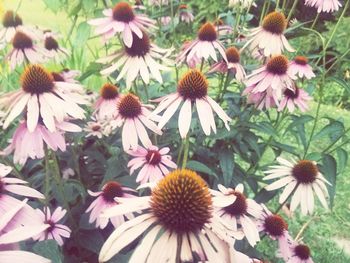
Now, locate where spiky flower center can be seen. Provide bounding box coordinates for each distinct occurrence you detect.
[45,36,59,50]
[100,83,119,99]
[102,181,124,203]
[264,214,288,237]
[294,56,308,65]
[21,65,54,94]
[177,70,208,100]
[12,31,33,49]
[284,87,300,99]
[92,124,101,132]
[294,244,311,260]
[198,22,217,42]
[146,150,162,165]
[118,93,142,119]
[266,55,289,75]
[112,2,135,22]
[2,11,22,28]
[226,47,240,63]
[46,220,56,233]
[262,11,287,35]
[292,160,318,184]
[151,169,212,233]
[179,4,188,10]
[214,19,224,26]
[125,32,150,57]
[224,191,248,216]
[51,72,65,82]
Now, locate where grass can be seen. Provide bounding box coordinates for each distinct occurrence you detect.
[2,0,350,262]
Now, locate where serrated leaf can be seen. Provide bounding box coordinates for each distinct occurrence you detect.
[219,149,234,185]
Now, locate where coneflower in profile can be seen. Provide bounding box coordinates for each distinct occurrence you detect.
[99,169,243,262]
[43,31,69,62]
[88,2,156,47]
[278,85,312,113]
[98,31,172,88]
[176,22,227,67]
[242,11,294,56]
[305,0,341,13]
[152,70,232,138]
[209,46,246,81]
[94,83,120,120]
[111,93,162,151]
[6,31,50,69]
[289,56,315,80]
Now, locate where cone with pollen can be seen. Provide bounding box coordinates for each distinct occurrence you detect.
[21,65,54,94]
[94,83,120,120]
[177,69,208,100]
[151,169,212,233]
[262,11,287,35]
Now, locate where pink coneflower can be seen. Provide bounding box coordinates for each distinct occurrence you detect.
[43,32,69,62]
[113,93,162,151]
[148,0,169,5]
[88,2,156,47]
[133,0,146,10]
[179,40,201,68]
[264,157,330,215]
[212,184,262,246]
[176,22,227,67]
[99,169,239,262]
[0,65,86,132]
[86,181,136,229]
[229,0,256,8]
[209,47,246,81]
[0,11,42,44]
[94,83,120,120]
[84,118,108,139]
[160,16,171,26]
[244,55,295,103]
[4,119,81,165]
[278,86,312,112]
[98,31,172,88]
[178,5,194,23]
[283,242,314,263]
[33,207,71,246]
[152,70,232,138]
[127,145,177,184]
[6,31,50,69]
[214,19,233,36]
[242,85,277,110]
[305,0,341,13]
[289,56,315,80]
[257,205,293,257]
[0,200,51,263]
[242,11,294,57]
[56,69,81,83]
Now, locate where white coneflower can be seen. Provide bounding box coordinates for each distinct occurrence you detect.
[264,157,330,215]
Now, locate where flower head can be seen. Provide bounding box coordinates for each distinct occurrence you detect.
[176,22,227,67]
[212,184,262,246]
[88,2,156,47]
[152,70,232,138]
[127,145,177,184]
[243,11,294,57]
[209,46,246,81]
[111,93,162,151]
[305,0,341,13]
[289,56,315,79]
[33,207,71,246]
[278,85,312,112]
[43,31,69,62]
[264,157,330,215]
[86,181,136,229]
[0,64,86,132]
[94,83,120,120]
[98,31,172,88]
[99,169,239,262]
[6,31,50,69]
[178,5,194,23]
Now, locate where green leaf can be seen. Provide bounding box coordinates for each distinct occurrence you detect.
[336,148,348,174]
[186,161,218,179]
[314,121,344,142]
[79,230,104,254]
[79,62,103,81]
[330,76,350,93]
[74,22,91,47]
[43,0,62,12]
[219,149,234,185]
[33,240,63,263]
[320,154,337,208]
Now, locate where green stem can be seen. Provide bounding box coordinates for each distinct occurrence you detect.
[200,58,205,72]
[177,142,184,166]
[65,15,78,45]
[259,1,268,24]
[287,0,298,21]
[233,6,242,39]
[44,149,51,206]
[181,135,190,169]
[311,13,320,29]
[215,74,225,101]
[276,0,280,9]
[322,127,350,154]
[219,72,231,103]
[282,0,287,11]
